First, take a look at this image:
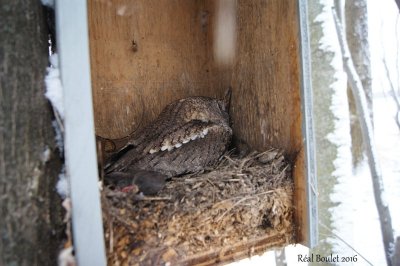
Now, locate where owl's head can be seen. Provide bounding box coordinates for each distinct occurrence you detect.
[181,88,231,127]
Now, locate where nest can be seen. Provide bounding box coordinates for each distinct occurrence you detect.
[101,149,295,266]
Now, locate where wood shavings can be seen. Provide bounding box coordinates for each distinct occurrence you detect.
[58,198,76,266]
[102,149,295,265]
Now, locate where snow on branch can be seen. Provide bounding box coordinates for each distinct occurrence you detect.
[332,7,395,266]
[41,0,54,8]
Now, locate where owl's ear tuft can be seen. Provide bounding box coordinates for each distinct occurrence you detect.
[222,86,232,112]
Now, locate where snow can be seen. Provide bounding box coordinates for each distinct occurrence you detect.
[56,167,69,199]
[368,0,400,242]
[41,0,54,8]
[45,53,64,119]
[44,53,68,198]
[374,96,400,237]
[315,0,366,263]
[52,120,64,155]
[58,246,75,266]
[326,92,400,265]
[41,146,51,163]
[320,0,400,265]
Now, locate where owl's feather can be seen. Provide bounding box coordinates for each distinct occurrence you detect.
[105,94,232,178]
[147,120,215,154]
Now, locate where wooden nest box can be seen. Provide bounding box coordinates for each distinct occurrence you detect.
[58,0,316,264]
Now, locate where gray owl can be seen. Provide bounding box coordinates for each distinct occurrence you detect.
[104,89,232,194]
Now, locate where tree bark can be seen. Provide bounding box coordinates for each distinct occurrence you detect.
[382,57,400,131]
[307,0,338,258]
[395,0,400,13]
[0,1,63,265]
[344,0,373,167]
[393,236,400,266]
[333,9,395,266]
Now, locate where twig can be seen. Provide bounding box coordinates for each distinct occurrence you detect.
[54,109,64,134]
[109,221,114,253]
[215,190,275,222]
[223,155,238,167]
[381,25,400,131]
[382,58,400,130]
[206,178,217,188]
[213,190,275,208]
[136,196,172,201]
[104,190,129,198]
[215,197,251,222]
[238,154,257,171]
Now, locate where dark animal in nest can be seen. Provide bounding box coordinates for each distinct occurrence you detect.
[104,89,233,195]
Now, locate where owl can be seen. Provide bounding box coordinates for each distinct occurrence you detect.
[104,89,233,193]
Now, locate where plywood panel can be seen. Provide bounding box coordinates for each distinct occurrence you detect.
[293,147,307,244]
[225,1,305,243]
[209,2,305,244]
[228,1,302,156]
[89,0,302,155]
[88,0,218,139]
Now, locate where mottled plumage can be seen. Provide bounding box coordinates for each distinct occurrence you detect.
[105,91,232,180]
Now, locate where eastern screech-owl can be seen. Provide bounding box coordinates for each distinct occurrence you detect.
[105,90,233,181]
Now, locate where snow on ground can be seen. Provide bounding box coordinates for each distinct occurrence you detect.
[374,94,400,238]
[326,0,400,265]
[314,0,366,264]
[45,53,64,119]
[44,53,69,198]
[332,87,400,266]
[368,0,400,243]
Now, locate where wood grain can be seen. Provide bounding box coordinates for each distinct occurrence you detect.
[88,0,306,245]
[88,0,302,152]
[228,1,302,155]
[88,0,217,139]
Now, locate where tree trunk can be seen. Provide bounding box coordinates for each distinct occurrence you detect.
[308,0,340,259]
[344,0,373,167]
[333,9,395,266]
[395,0,400,13]
[0,1,63,265]
[393,236,400,266]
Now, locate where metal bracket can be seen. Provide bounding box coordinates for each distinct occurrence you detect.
[56,1,106,264]
[298,0,318,248]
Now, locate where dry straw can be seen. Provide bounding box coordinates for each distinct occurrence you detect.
[102,149,294,265]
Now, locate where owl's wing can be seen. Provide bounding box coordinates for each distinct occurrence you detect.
[104,120,218,173]
[104,142,136,173]
[143,120,217,154]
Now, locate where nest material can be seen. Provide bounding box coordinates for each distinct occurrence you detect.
[102,149,295,266]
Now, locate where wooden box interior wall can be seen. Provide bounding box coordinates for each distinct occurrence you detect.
[88,0,306,244]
